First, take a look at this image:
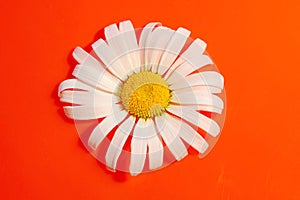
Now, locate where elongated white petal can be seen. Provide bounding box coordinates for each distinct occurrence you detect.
[167,55,213,83]
[92,39,128,80]
[170,71,224,90]
[173,38,207,66]
[72,64,121,93]
[63,105,112,120]
[72,47,122,92]
[119,20,141,72]
[158,28,191,75]
[178,119,209,154]
[171,86,224,109]
[73,47,120,88]
[170,104,223,114]
[119,20,139,49]
[60,90,114,106]
[147,135,163,170]
[157,111,208,154]
[130,119,155,175]
[72,47,103,68]
[164,38,209,79]
[196,86,222,94]
[139,22,161,48]
[88,110,128,149]
[60,90,91,105]
[58,79,93,97]
[105,23,128,58]
[105,23,138,75]
[105,116,135,171]
[144,26,174,72]
[139,22,161,69]
[167,105,220,137]
[129,119,162,175]
[175,85,221,94]
[155,114,188,160]
[129,138,147,176]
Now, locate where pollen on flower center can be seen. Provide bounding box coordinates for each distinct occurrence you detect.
[119,71,171,119]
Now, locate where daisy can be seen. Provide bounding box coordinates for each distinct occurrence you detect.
[58,20,225,175]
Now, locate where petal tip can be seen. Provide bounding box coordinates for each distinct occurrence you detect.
[176,151,188,161]
[200,141,209,154]
[87,140,97,150]
[130,171,140,176]
[91,38,105,49]
[177,27,191,36]
[72,47,87,63]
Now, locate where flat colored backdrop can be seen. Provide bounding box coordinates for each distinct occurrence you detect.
[1,0,300,199]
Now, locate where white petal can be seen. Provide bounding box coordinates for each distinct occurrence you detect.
[73,47,105,77]
[130,119,155,175]
[197,86,222,94]
[178,120,209,154]
[139,22,161,69]
[63,105,112,120]
[119,20,138,49]
[72,46,103,68]
[92,38,128,80]
[156,110,208,154]
[167,105,220,137]
[139,22,161,48]
[105,23,138,74]
[147,135,163,170]
[164,38,210,79]
[155,114,188,160]
[119,20,141,72]
[88,110,128,149]
[105,23,120,41]
[72,47,122,92]
[174,38,207,67]
[170,71,224,90]
[170,104,223,114]
[58,79,93,97]
[182,38,206,55]
[158,27,191,75]
[133,118,157,139]
[166,55,213,83]
[129,138,147,176]
[105,23,128,57]
[60,90,113,106]
[105,116,135,171]
[129,119,162,175]
[144,26,174,72]
[72,64,121,93]
[171,86,224,109]
[175,85,221,94]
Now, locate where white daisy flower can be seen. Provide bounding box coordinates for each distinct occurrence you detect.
[58,20,226,176]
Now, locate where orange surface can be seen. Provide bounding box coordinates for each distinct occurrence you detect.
[1,0,300,199]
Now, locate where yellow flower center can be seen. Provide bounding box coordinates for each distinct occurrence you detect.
[119,71,171,119]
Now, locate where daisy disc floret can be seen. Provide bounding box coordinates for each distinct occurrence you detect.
[119,71,171,119]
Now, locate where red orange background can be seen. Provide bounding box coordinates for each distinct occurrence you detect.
[1,0,300,199]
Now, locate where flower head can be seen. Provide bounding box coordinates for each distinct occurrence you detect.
[58,20,226,175]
